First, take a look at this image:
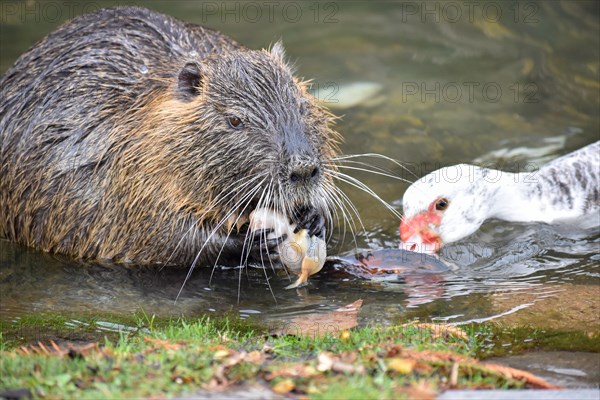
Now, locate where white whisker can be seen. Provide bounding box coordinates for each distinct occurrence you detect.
[333,153,419,180]
[326,163,413,184]
[327,169,402,220]
[174,176,267,302]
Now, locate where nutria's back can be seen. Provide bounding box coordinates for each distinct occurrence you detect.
[0,7,339,266]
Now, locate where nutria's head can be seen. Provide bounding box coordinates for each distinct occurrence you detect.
[125,43,339,238]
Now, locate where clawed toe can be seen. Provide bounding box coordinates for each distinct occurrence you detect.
[292,206,325,238]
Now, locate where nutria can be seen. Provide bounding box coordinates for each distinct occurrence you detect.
[0,7,340,267]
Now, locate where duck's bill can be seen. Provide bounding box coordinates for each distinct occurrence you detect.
[399,233,441,255]
[400,211,443,254]
[398,238,440,255]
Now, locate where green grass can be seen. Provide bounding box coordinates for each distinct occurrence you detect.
[0,315,588,398]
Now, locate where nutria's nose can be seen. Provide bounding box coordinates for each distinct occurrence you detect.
[289,163,320,184]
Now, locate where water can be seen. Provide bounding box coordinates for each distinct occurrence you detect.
[0,2,598,336]
[488,351,600,388]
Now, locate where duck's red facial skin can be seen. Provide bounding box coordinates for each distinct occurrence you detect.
[400,200,443,253]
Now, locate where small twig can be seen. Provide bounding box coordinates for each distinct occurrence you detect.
[450,362,459,387]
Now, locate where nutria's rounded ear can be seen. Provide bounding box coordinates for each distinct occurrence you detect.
[177,62,202,100]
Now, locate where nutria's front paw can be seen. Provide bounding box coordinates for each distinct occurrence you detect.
[292,207,325,239]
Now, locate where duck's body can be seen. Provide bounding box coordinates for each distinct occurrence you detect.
[400,141,599,253]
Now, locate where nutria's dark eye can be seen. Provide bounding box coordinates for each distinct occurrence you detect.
[435,198,449,211]
[227,116,243,129]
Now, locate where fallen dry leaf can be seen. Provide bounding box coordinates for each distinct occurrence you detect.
[401,323,468,341]
[337,351,358,365]
[213,349,232,360]
[316,352,334,372]
[413,362,434,374]
[265,365,318,381]
[376,344,560,389]
[143,337,185,351]
[171,374,194,385]
[400,381,437,400]
[384,344,403,358]
[221,351,247,367]
[387,358,415,374]
[401,348,475,364]
[317,351,365,374]
[272,299,363,339]
[204,376,233,391]
[480,362,562,389]
[332,360,365,375]
[203,350,250,390]
[271,379,295,394]
[17,340,99,359]
[245,350,264,364]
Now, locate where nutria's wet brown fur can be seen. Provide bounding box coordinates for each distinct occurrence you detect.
[0,7,340,266]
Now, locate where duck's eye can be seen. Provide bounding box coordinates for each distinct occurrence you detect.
[435,198,449,211]
[227,116,243,129]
